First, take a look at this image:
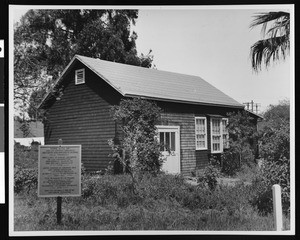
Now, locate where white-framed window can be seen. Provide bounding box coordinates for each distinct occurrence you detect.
[222,118,229,149]
[211,118,222,153]
[195,117,207,150]
[210,117,229,153]
[75,68,85,85]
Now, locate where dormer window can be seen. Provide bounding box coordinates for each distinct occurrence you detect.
[75,68,85,85]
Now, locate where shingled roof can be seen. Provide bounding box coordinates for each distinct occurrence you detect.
[40,55,244,109]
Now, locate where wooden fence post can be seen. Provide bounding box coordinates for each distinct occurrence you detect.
[272,184,283,231]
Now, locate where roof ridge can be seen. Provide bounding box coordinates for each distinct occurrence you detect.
[75,54,209,80]
[74,55,244,108]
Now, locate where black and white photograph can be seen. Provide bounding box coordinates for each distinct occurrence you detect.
[6,4,294,237]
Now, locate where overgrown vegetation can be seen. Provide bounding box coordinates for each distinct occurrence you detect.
[14,141,39,194]
[252,100,290,215]
[220,111,258,176]
[197,163,220,191]
[14,167,38,194]
[15,172,290,231]
[108,98,163,192]
[14,141,39,169]
[215,102,290,216]
[14,139,290,230]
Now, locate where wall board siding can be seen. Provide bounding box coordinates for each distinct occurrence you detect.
[44,61,121,171]
[157,101,241,176]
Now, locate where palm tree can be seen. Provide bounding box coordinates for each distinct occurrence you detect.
[250,11,290,72]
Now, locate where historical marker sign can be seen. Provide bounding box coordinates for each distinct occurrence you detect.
[38,145,81,197]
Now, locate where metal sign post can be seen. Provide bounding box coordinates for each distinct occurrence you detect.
[57,139,63,225]
[57,196,62,224]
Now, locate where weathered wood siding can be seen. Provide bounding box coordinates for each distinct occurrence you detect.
[44,61,121,171]
[157,101,240,175]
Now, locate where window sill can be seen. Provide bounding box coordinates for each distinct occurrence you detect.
[75,82,85,85]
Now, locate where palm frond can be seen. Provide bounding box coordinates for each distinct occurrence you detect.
[250,35,289,72]
[250,11,289,29]
[250,11,290,37]
[249,11,290,72]
[268,19,290,37]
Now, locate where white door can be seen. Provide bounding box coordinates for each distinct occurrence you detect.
[157,126,180,174]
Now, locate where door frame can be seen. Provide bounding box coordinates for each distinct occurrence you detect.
[156,125,181,174]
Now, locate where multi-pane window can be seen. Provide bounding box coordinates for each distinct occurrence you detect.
[195,117,207,150]
[159,131,176,152]
[75,68,85,85]
[211,118,221,152]
[222,118,229,149]
[211,117,229,153]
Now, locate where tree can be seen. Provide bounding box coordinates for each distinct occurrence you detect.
[262,99,289,128]
[250,11,290,72]
[108,98,163,192]
[14,9,153,119]
[251,100,290,215]
[221,111,258,176]
[259,99,290,163]
[227,111,258,161]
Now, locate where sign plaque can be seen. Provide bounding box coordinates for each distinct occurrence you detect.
[38,145,81,197]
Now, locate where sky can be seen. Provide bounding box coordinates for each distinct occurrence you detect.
[11,5,293,113]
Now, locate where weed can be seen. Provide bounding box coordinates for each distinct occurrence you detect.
[14,172,290,231]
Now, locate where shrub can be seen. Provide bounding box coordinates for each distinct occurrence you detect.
[250,158,290,215]
[251,101,290,215]
[250,176,272,215]
[80,174,143,207]
[198,164,220,191]
[108,98,163,191]
[15,171,290,231]
[259,124,289,163]
[225,111,258,173]
[81,175,98,199]
[220,150,240,176]
[14,142,38,169]
[14,167,38,194]
[235,162,259,183]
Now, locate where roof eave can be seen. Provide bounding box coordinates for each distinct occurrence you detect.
[124,94,245,109]
[38,55,78,109]
[245,109,264,119]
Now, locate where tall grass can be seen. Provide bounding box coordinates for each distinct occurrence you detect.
[14,173,289,231]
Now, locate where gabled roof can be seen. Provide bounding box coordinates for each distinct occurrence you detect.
[39,55,244,109]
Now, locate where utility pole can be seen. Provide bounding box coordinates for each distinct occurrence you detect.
[243,100,260,114]
[254,103,261,114]
[243,102,250,111]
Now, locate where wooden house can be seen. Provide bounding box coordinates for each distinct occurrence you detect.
[39,55,260,175]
